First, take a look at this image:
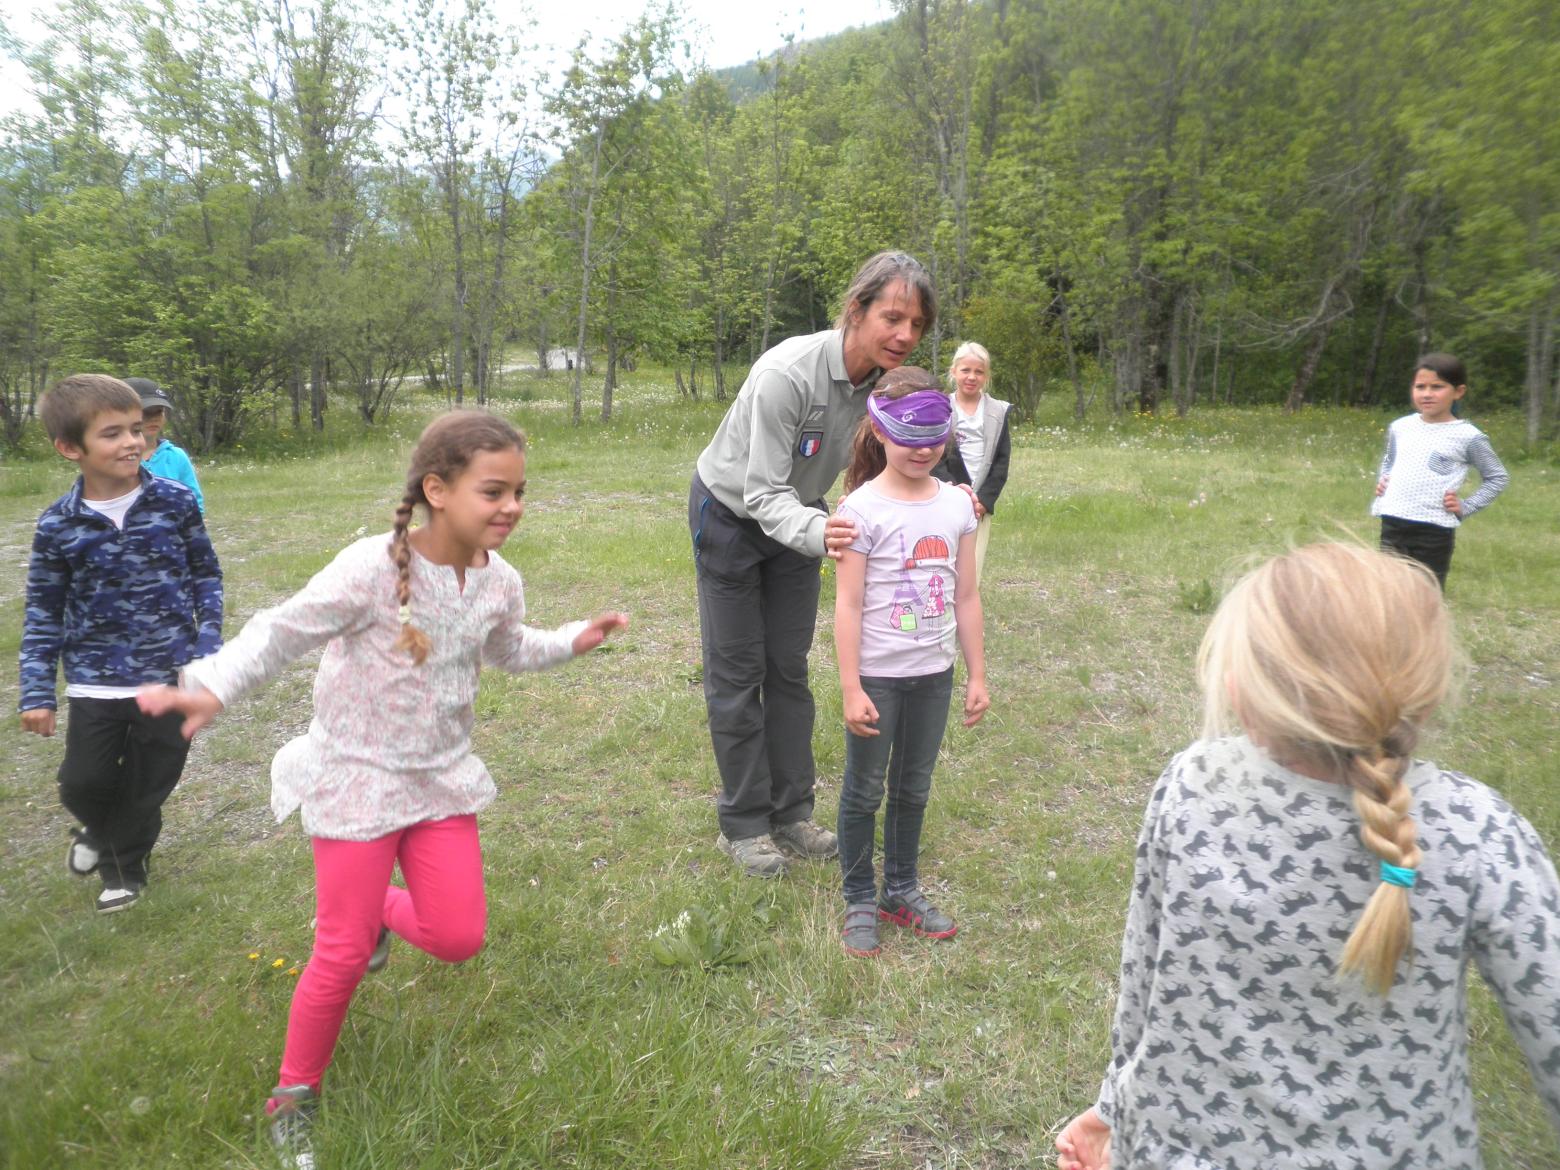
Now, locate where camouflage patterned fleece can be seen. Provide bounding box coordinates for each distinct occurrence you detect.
[20,468,223,711]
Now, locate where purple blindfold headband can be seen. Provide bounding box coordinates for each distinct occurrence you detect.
[867,390,952,448]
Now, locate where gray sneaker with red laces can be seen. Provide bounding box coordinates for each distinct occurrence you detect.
[878,889,958,939]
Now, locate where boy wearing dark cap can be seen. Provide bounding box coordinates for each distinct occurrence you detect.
[19,374,223,912]
[127,376,204,513]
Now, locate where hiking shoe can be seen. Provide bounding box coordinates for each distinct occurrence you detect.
[96,886,141,914]
[716,833,788,878]
[366,927,393,973]
[841,902,881,957]
[772,819,839,860]
[267,1084,319,1170]
[879,890,958,939]
[68,827,100,876]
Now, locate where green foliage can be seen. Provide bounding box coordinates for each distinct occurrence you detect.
[1175,578,1217,615]
[2,0,1558,443]
[646,887,777,970]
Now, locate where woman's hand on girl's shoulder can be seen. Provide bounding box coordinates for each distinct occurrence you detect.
[573,612,630,655]
[824,510,858,561]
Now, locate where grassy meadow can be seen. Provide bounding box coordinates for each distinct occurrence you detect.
[1,372,1557,1169]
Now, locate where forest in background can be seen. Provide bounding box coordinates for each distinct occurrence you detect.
[1,0,1557,453]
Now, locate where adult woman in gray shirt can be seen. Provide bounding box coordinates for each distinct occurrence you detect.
[689,252,936,878]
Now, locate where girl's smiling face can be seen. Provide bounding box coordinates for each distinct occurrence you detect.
[1411,368,1465,423]
[424,447,527,558]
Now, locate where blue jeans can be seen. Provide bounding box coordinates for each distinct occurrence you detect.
[837,668,954,905]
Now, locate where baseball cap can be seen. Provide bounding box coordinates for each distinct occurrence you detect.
[126,376,174,413]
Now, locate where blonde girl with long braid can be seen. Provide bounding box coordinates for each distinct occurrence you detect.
[139,411,627,1165]
[1057,543,1560,1170]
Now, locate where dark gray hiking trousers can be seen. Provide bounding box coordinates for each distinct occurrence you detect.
[689,473,822,840]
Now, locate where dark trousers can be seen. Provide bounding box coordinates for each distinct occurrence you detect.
[57,696,192,888]
[689,473,823,840]
[1380,516,1456,589]
[837,668,954,905]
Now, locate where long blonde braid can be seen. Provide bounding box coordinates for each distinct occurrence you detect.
[1197,543,1452,995]
[1341,727,1424,993]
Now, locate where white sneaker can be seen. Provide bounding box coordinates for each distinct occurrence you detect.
[97,886,141,914]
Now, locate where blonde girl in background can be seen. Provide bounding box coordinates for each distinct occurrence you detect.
[933,341,1011,587]
[1056,543,1560,1170]
[140,411,627,1166]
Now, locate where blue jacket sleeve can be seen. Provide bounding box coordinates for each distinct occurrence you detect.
[19,521,68,711]
[179,500,224,658]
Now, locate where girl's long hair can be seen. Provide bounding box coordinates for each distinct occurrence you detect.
[1197,543,1453,994]
[390,411,526,664]
[843,366,944,494]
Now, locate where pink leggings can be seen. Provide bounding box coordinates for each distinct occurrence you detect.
[278,814,486,1090]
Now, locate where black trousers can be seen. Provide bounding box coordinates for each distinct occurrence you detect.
[57,696,192,887]
[1380,516,1456,589]
[689,473,823,840]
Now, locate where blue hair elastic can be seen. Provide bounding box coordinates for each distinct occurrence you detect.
[1379,861,1417,889]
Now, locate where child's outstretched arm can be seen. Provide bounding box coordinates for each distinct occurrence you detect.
[834,548,878,737]
[482,572,628,672]
[572,612,629,655]
[140,539,381,737]
[953,530,988,726]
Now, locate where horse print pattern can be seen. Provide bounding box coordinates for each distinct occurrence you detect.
[1095,736,1560,1169]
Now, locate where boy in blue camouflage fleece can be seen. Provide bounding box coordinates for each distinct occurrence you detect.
[19,374,223,913]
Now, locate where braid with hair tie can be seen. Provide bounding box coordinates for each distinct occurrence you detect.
[1340,725,1422,994]
[390,492,432,665]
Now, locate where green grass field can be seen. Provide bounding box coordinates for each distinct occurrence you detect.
[2,374,1557,1169]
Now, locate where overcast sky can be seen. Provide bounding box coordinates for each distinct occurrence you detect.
[561,0,894,69]
[0,0,895,119]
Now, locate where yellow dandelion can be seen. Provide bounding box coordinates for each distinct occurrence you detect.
[287,967,301,977]
[272,958,285,969]
[248,952,260,961]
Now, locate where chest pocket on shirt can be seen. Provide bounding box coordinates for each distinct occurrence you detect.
[1427,451,1458,475]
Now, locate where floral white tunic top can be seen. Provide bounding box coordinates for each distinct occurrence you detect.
[184,534,584,840]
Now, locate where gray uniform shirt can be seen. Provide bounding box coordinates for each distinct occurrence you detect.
[1097,736,1560,1169]
[695,329,876,557]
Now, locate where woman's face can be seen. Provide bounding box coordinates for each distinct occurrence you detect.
[951,358,988,400]
[844,280,927,378]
